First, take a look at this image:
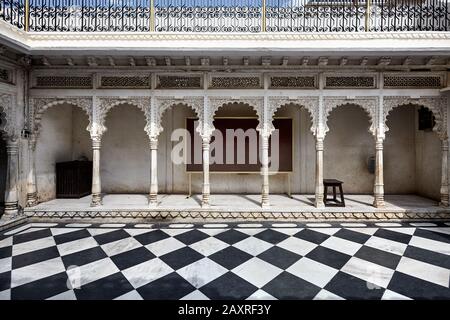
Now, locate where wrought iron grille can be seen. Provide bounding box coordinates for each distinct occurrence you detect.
[0,0,449,32]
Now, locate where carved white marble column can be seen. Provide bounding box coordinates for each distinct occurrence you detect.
[261,133,270,207]
[149,137,158,206]
[315,137,325,208]
[3,138,19,218]
[440,138,449,206]
[201,136,211,207]
[26,134,38,206]
[91,136,102,206]
[373,136,385,207]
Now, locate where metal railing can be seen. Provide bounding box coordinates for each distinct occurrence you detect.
[0,0,449,32]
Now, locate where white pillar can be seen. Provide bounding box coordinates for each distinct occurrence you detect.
[315,137,325,208]
[91,136,102,206]
[26,135,38,206]
[440,138,449,206]
[3,138,19,218]
[373,136,385,207]
[201,136,210,207]
[261,133,270,207]
[149,137,158,206]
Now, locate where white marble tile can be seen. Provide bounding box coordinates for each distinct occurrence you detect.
[321,236,363,256]
[313,289,345,300]
[47,290,77,300]
[345,228,378,236]
[122,258,173,288]
[396,256,450,288]
[364,236,407,256]
[287,257,339,288]
[375,223,402,227]
[233,237,273,256]
[409,222,437,227]
[4,224,31,236]
[134,224,153,229]
[13,236,56,256]
[237,224,263,228]
[381,289,412,300]
[145,237,185,257]
[309,227,340,236]
[50,228,82,236]
[0,289,10,300]
[11,257,66,288]
[272,228,303,236]
[67,258,119,287]
[160,228,192,237]
[420,227,450,235]
[99,224,126,228]
[57,237,98,256]
[0,237,12,249]
[277,237,317,256]
[181,289,210,300]
[0,257,11,273]
[203,224,228,228]
[340,223,367,227]
[114,290,143,300]
[101,237,142,257]
[232,257,283,288]
[17,227,46,235]
[235,228,265,236]
[341,257,395,289]
[197,228,227,237]
[168,224,194,228]
[409,236,450,256]
[123,228,154,237]
[271,223,297,228]
[306,223,332,228]
[30,223,58,228]
[65,223,92,228]
[246,289,277,300]
[177,258,228,288]
[385,228,416,235]
[87,228,116,236]
[190,237,229,256]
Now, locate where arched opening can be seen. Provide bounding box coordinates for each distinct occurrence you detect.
[385,104,441,201]
[101,104,149,193]
[159,103,198,194]
[324,105,374,197]
[273,103,315,195]
[36,104,91,202]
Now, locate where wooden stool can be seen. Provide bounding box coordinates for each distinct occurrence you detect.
[323,179,345,207]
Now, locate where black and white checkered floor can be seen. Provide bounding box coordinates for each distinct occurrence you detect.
[0,221,449,300]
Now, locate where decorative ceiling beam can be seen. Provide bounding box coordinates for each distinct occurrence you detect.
[145,56,156,66]
[318,57,328,66]
[378,57,391,66]
[87,56,98,67]
[262,56,271,67]
[359,57,368,66]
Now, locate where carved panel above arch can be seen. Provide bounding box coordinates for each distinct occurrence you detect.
[383,96,447,140]
[0,93,16,139]
[323,97,378,137]
[32,97,93,137]
[267,97,319,136]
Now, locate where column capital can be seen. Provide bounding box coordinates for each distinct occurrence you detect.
[149,136,158,150]
[6,138,19,154]
[91,136,102,149]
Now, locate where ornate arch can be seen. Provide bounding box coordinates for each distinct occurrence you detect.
[153,97,203,137]
[267,97,319,136]
[323,97,377,137]
[96,97,151,138]
[383,96,447,140]
[207,97,264,136]
[0,93,16,139]
[32,97,92,138]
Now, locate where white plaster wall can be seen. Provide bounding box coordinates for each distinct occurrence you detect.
[35,105,73,201]
[101,105,150,193]
[324,106,375,194]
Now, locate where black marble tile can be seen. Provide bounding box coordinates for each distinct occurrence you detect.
[373,229,412,244]
[200,272,257,300]
[13,229,52,245]
[0,271,11,291]
[0,245,12,259]
[93,229,130,245]
[262,271,321,299]
[355,245,401,270]
[254,229,289,244]
[111,247,156,271]
[61,246,108,268]
[334,229,371,244]
[294,229,330,244]
[12,246,60,269]
[403,245,450,270]
[325,271,385,300]
[160,247,204,270]
[134,230,170,245]
[257,246,302,270]
[306,246,352,270]
[209,246,252,270]
[11,272,69,300]
[413,229,450,244]
[387,271,450,299]
[137,272,196,300]
[174,230,209,245]
[54,229,92,245]
[214,229,250,245]
[75,272,134,300]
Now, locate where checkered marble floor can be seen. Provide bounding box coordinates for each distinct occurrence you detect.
[0,221,449,300]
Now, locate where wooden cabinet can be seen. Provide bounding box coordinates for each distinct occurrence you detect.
[56,161,92,198]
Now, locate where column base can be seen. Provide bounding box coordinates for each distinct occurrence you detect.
[201,194,210,208]
[261,194,270,208]
[373,194,385,208]
[315,194,325,208]
[149,193,158,207]
[439,193,449,207]
[26,192,38,207]
[3,201,19,219]
[91,193,102,207]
